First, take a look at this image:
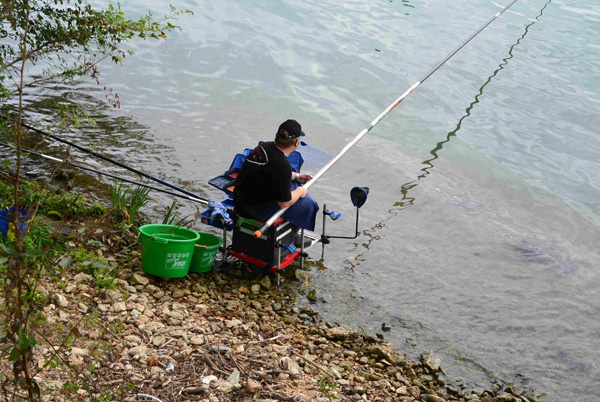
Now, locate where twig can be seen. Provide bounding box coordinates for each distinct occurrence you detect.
[290,349,336,379]
[233,333,286,346]
[135,393,164,402]
[201,353,228,375]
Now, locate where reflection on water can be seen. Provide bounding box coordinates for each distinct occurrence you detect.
[394,0,553,210]
[342,0,554,274]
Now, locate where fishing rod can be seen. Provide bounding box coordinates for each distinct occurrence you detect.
[0,142,209,206]
[14,120,207,202]
[253,0,519,239]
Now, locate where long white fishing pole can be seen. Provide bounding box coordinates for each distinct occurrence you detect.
[254,0,519,238]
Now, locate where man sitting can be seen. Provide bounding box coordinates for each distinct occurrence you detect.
[233,119,320,243]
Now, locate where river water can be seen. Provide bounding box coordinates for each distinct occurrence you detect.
[19,0,600,400]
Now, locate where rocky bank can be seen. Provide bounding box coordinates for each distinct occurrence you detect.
[15,238,546,402]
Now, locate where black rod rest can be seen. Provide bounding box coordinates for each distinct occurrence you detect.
[320,186,369,260]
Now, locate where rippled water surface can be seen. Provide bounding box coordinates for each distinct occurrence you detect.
[19,0,600,400]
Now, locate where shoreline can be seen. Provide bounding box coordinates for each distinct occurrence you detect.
[26,245,542,401]
[0,175,549,401]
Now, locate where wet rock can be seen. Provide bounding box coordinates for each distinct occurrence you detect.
[496,395,518,401]
[294,269,311,282]
[506,386,523,397]
[327,326,349,341]
[307,289,318,301]
[421,395,445,402]
[259,276,272,290]
[300,306,317,316]
[369,344,403,365]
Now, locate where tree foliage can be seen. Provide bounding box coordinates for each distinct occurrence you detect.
[0,1,190,399]
[0,0,190,105]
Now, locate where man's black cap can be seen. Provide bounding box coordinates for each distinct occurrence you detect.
[276,119,306,140]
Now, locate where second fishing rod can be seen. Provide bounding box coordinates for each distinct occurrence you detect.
[0,142,209,206]
[14,120,209,205]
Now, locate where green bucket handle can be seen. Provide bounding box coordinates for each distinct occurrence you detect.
[154,237,169,244]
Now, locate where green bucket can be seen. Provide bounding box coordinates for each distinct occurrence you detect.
[189,232,222,273]
[138,224,200,277]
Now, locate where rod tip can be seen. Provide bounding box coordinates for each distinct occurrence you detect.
[253,230,262,239]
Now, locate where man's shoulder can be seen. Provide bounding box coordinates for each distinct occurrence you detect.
[245,143,272,165]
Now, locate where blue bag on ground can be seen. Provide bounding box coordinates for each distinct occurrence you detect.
[0,206,29,240]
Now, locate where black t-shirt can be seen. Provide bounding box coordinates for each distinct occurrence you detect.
[234,141,292,208]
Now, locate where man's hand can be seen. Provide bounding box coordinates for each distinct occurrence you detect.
[298,186,307,199]
[295,172,313,184]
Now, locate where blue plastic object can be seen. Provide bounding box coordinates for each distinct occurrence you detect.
[283,243,297,254]
[328,210,341,220]
[200,199,234,231]
[0,206,29,239]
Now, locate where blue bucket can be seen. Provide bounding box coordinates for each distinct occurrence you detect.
[0,206,29,240]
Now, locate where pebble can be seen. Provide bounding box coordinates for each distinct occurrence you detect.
[70,347,88,356]
[112,302,127,313]
[247,378,262,392]
[190,335,204,345]
[103,289,123,302]
[54,294,69,308]
[131,273,150,285]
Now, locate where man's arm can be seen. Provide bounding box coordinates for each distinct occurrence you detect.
[277,186,307,208]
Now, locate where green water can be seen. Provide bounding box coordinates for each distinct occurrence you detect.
[17,0,600,400]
